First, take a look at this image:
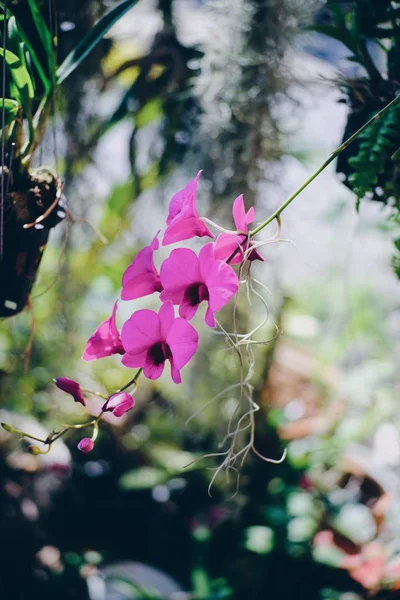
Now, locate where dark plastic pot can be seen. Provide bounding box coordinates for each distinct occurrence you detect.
[0,194,66,318]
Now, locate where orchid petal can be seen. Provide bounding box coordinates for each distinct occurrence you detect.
[160,248,200,292]
[162,172,214,245]
[121,233,162,300]
[214,233,245,264]
[121,309,161,355]
[162,216,214,246]
[143,360,165,380]
[167,318,198,370]
[159,301,175,339]
[83,302,124,361]
[232,195,248,232]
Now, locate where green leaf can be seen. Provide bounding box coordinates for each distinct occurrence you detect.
[135,98,163,129]
[56,0,141,85]
[26,0,55,79]
[0,98,20,126]
[0,1,50,92]
[146,444,198,472]
[119,467,168,490]
[7,17,35,99]
[0,47,34,111]
[391,146,400,160]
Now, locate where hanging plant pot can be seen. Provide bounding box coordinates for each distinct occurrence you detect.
[0,167,65,318]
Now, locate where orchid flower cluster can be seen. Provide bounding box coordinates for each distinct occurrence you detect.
[3,171,273,459]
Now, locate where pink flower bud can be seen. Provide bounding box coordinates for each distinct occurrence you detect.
[77,438,94,453]
[102,392,135,417]
[55,377,86,406]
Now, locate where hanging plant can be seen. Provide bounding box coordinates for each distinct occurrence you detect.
[311,0,400,278]
[0,0,140,318]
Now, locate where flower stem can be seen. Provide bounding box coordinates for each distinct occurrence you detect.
[249,93,400,237]
[2,370,142,453]
[117,368,143,393]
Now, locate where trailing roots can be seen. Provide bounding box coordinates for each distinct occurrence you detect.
[186,221,288,495]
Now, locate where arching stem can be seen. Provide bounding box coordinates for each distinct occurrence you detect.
[250,93,400,237]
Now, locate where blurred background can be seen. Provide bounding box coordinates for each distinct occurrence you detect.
[0,0,400,598]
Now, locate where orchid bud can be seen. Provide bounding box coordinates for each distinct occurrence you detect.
[28,445,42,455]
[102,392,135,417]
[54,377,86,406]
[1,423,18,433]
[77,438,94,453]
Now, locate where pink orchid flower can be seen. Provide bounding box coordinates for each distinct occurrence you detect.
[162,171,214,246]
[159,243,239,327]
[102,392,135,417]
[82,302,125,361]
[121,301,198,384]
[214,195,264,264]
[121,233,162,301]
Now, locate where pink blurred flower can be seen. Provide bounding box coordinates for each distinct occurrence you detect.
[162,172,214,246]
[103,392,135,417]
[385,558,400,589]
[54,377,86,406]
[313,530,336,548]
[82,302,125,361]
[159,243,239,327]
[77,438,94,453]
[121,301,198,384]
[342,544,386,590]
[121,233,162,301]
[214,195,263,264]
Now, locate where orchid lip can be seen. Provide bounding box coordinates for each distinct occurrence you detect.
[147,342,172,366]
[183,282,209,307]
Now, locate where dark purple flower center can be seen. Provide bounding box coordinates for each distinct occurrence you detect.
[147,342,172,366]
[183,283,209,307]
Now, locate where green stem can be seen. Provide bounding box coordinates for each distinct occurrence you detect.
[81,388,108,400]
[3,370,143,453]
[117,368,143,393]
[250,93,400,237]
[21,95,52,164]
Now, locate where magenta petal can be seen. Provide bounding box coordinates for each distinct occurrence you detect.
[143,359,165,380]
[162,216,214,246]
[121,350,148,368]
[109,302,121,339]
[103,392,135,417]
[121,309,161,355]
[160,288,185,304]
[121,233,162,300]
[159,301,175,339]
[121,272,162,301]
[214,233,245,265]
[166,318,198,370]
[198,248,239,326]
[170,360,182,384]
[206,262,239,314]
[232,195,248,232]
[162,172,214,245]
[197,243,216,280]
[245,206,255,225]
[179,300,199,321]
[160,248,200,293]
[205,306,216,328]
[166,172,201,225]
[82,302,124,361]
